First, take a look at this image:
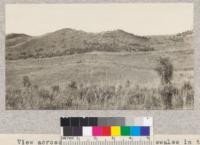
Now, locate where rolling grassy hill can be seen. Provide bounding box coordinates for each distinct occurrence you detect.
[5,28,194,109]
[6,33,32,48]
[6,28,193,60]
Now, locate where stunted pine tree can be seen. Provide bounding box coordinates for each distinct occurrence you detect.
[155,57,174,85]
[155,57,175,109]
[23,76,31,88]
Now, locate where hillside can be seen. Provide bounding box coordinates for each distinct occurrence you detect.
[5,29,193,60]
[6,29,194,110]
[6,33,32,48]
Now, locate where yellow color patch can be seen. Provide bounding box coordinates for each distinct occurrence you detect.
[111,126,121,136]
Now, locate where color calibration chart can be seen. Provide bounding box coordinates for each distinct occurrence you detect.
[61,117,153,145]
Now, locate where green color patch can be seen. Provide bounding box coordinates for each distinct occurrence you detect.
[121,126,131,136]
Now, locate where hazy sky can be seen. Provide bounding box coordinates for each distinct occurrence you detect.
[6,3,193,36]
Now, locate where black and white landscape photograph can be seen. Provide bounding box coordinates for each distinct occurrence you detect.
[5,3,194,110]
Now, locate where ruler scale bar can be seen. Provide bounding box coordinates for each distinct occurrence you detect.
[62,141,153,145]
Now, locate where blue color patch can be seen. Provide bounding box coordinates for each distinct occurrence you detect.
[130,126,141,136]
[140,126,150,136]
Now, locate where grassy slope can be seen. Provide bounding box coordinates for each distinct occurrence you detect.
[6,49,194,109]
[6,33,31,48]
[6,49,193,89]
[5,29,194,109]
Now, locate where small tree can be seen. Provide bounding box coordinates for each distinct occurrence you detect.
[52,85,60,93]
[23,76,31,87]
[155,57,174,109]
[68,81,77,89]
[155,57,174,85]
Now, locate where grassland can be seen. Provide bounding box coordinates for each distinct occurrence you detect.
[6,49,194,110]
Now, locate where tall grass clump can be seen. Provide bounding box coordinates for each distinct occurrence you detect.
[181,81,194,107]
[6,71,193,110]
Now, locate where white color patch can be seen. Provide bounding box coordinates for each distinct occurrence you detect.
[83,127,92,136]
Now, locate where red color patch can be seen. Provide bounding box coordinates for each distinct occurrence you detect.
[102,126,111,136]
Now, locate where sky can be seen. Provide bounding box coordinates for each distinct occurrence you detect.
[6,3,193,36]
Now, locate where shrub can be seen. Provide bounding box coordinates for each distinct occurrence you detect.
[159,83,178,109]
[68,81,77,89]
[125,80,131,88]
[39,88,51,99]
[182,81,193,90]
[22,76,31,87]
[52,85,60,93]
[155,57,174,85]
[181,81,194,106]
[6,88,23,109]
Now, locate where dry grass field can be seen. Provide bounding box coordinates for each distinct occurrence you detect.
[5,29,194,110]
[6,49,194,109]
